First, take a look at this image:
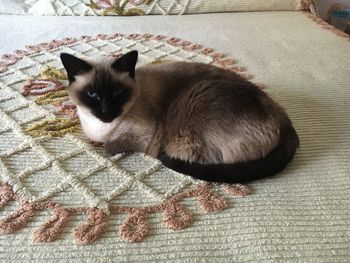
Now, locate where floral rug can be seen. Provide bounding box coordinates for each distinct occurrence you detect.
[0,34,253,244]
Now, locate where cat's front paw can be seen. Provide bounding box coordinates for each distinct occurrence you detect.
[104,142,120,156]
[89,140,104,148]
[104,141,131,156]
[104,135,137,155]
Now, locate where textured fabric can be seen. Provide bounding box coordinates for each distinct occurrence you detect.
[1,11,350,262]
[0,0,300,16]
[0,34,248,245]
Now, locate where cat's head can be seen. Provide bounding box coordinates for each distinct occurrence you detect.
[60,50,138,123]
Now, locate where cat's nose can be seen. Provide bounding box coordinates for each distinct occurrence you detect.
[101,99,110,114]
[101,107,111,115]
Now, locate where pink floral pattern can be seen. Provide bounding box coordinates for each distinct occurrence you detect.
[22,79,65,96]
[97,0,116,8]
[0,33,256,244]
[0,181,251,244]
[87,0,152,15]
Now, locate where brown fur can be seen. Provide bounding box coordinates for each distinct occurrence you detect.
[61,52,298,182]
[115,62,289,165]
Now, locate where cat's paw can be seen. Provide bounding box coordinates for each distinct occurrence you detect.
[104,141,130,156]
[104,142,119,156]
[89,140,104,148]
[104,135,138,156]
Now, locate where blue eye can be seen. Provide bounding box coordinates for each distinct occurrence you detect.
[87,91,99,100]
[113,89,122,96]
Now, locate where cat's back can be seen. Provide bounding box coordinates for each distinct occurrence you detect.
[135,61,250,106]
[137,61,242,81]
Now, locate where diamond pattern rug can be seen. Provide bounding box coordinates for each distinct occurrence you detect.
[0,33,251,244]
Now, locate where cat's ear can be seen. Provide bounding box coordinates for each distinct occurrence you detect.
[111,50,138,78]
[60,53,92,82]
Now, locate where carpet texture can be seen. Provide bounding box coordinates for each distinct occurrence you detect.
[0,11,350,262]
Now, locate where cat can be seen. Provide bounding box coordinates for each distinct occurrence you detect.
[60,50,299,183]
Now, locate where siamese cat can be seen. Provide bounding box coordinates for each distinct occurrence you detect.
[60,51,299,183]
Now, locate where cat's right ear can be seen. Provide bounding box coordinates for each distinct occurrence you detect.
[112,50,138,78]
[60,53,92,82]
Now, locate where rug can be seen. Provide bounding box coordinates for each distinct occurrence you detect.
[0,34,252,245]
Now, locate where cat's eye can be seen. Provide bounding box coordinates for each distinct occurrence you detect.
[87,91,99,100]
[113,89,122,96]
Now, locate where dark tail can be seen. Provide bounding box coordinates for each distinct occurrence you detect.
[158,126,299,184]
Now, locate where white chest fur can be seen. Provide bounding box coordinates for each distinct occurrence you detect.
[77,106,116,143]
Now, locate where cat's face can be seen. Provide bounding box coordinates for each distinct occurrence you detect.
[60,51,138,123]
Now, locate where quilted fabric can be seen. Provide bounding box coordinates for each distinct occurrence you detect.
[0,11,349,262]
[0,0,302,16]
[0,33,252,246]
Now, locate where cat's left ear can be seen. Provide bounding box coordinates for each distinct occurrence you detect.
[60,53,92,82]
[112,50,138,78]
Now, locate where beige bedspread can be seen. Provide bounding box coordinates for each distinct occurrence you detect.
[0,0,302,16]
[0,11,349,262]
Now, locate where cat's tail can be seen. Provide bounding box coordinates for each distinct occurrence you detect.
[158,125,299,184]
